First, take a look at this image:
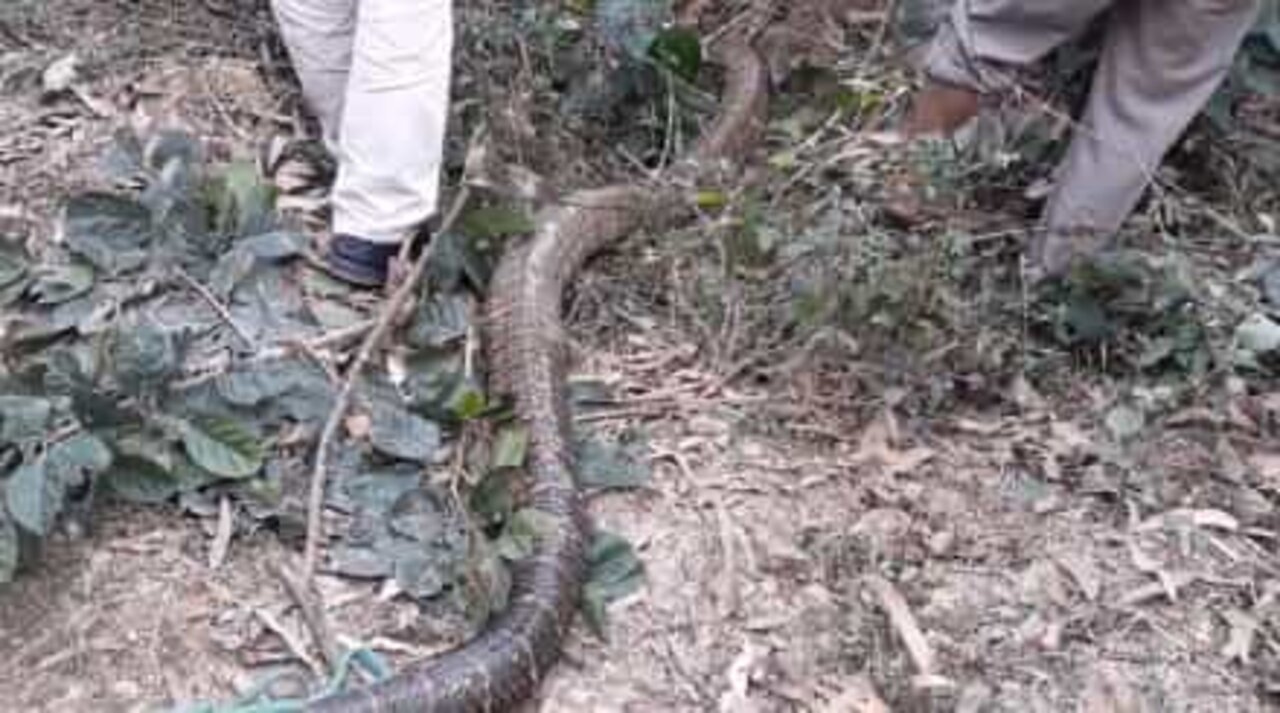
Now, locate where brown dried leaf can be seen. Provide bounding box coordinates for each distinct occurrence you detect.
[1220,608,1259,663]
[822,676,892,713]
[1080,664,1148,713]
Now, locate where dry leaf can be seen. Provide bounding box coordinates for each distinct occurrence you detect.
[822,675,891,713]
[1080,664,1147,713]
[1054,552,1102,602]
[1220,608,1259,663]
[1248,452,1280,489]
[344,412,372,440]
[855,418,934,476]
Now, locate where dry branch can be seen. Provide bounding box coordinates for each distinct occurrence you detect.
[301,185,472,579]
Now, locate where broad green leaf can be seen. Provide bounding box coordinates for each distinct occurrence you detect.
[0,507,17,583]
[469,470,514,527]
[388,490,448,542]
[596,0,671,60]
[648,27,702,81]
[62,192,153,275]
[5,459,62,535]
[494,508,556,561]
[210,160,277,237]
[309,298,366,331]
[694,190,728,210]
[0,243,28,288]
[105,454,180,504]
[29,263,94,305]
[338,468,420,515]
[327,543,393,579]
[581,529,645,636]
[491,426,529,470]
[0,396,51,444]
[574,433,651,490]
[110,320,179,395]
[178,416,264,479]
[449,387,488,422]
[461,205,535,240]
[369,401,442,463]
[238,230,307,260]
[47,432,114,490]
[393,549,450,599]
[208,247,257,298]
[215,360,304,407]
[407,294,471,350]
[426,231,494,293]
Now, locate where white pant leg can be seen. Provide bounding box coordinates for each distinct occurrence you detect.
[270,0,356,152]
[330,0,453,245]
[1043,0,1261,238]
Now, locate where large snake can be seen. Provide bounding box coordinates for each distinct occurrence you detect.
[309,21,769,713]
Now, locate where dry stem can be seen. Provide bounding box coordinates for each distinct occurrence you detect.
[301,185,472,579]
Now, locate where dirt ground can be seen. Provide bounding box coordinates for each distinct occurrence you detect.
[3,1,1280,712]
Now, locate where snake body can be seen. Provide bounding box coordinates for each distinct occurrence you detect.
[309,32,768,713]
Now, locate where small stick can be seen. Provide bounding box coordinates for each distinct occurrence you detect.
[273,561,341,668]
[865,575,935,677]
[174,266,256,348]
[255,606,326,679]
[302,185,472,579]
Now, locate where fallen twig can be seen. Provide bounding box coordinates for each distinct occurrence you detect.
[302,185,472,579]
[255,606,326,679]
[273,561,341,669]
[865,575,936,678]
[174,266,256,349]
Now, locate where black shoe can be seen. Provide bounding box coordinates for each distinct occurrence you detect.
[324,234,399,287]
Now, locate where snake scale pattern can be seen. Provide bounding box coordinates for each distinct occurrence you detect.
[309,24,769,713]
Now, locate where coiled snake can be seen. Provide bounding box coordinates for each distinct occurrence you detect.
[309,23,770,713]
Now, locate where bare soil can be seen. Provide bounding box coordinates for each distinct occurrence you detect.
[3,1,1279,712]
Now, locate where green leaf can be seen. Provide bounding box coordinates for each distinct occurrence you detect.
[574,433,651,490]
[491,426,529,470]
[62,192,153,275]
[468,470,513,527]
[596,0,672,60]
[407,294,472,350]
[237,230,307,260]
[29,263,94,305]
[0,507,18,583]
[47,432,114,490]
[426,231,494,293]
[208,247,257,298]
[215,360,304,407]
[178,416,264,479]
[369,401,442,463]
[581,530,645,636]
[0,396,52,444]
[461,205,536,240]
[693,190,728,210]
[5,459,62,535]
[451,388,488,422]
[109,320,180,395]
[105,454,180,504]
[648,27,702,81]
[494,508,556,561]
[210,160,277,237]
[0,243,28,289]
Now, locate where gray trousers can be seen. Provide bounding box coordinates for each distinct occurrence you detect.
[925,0,1260,239]
[271,0,453,244]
